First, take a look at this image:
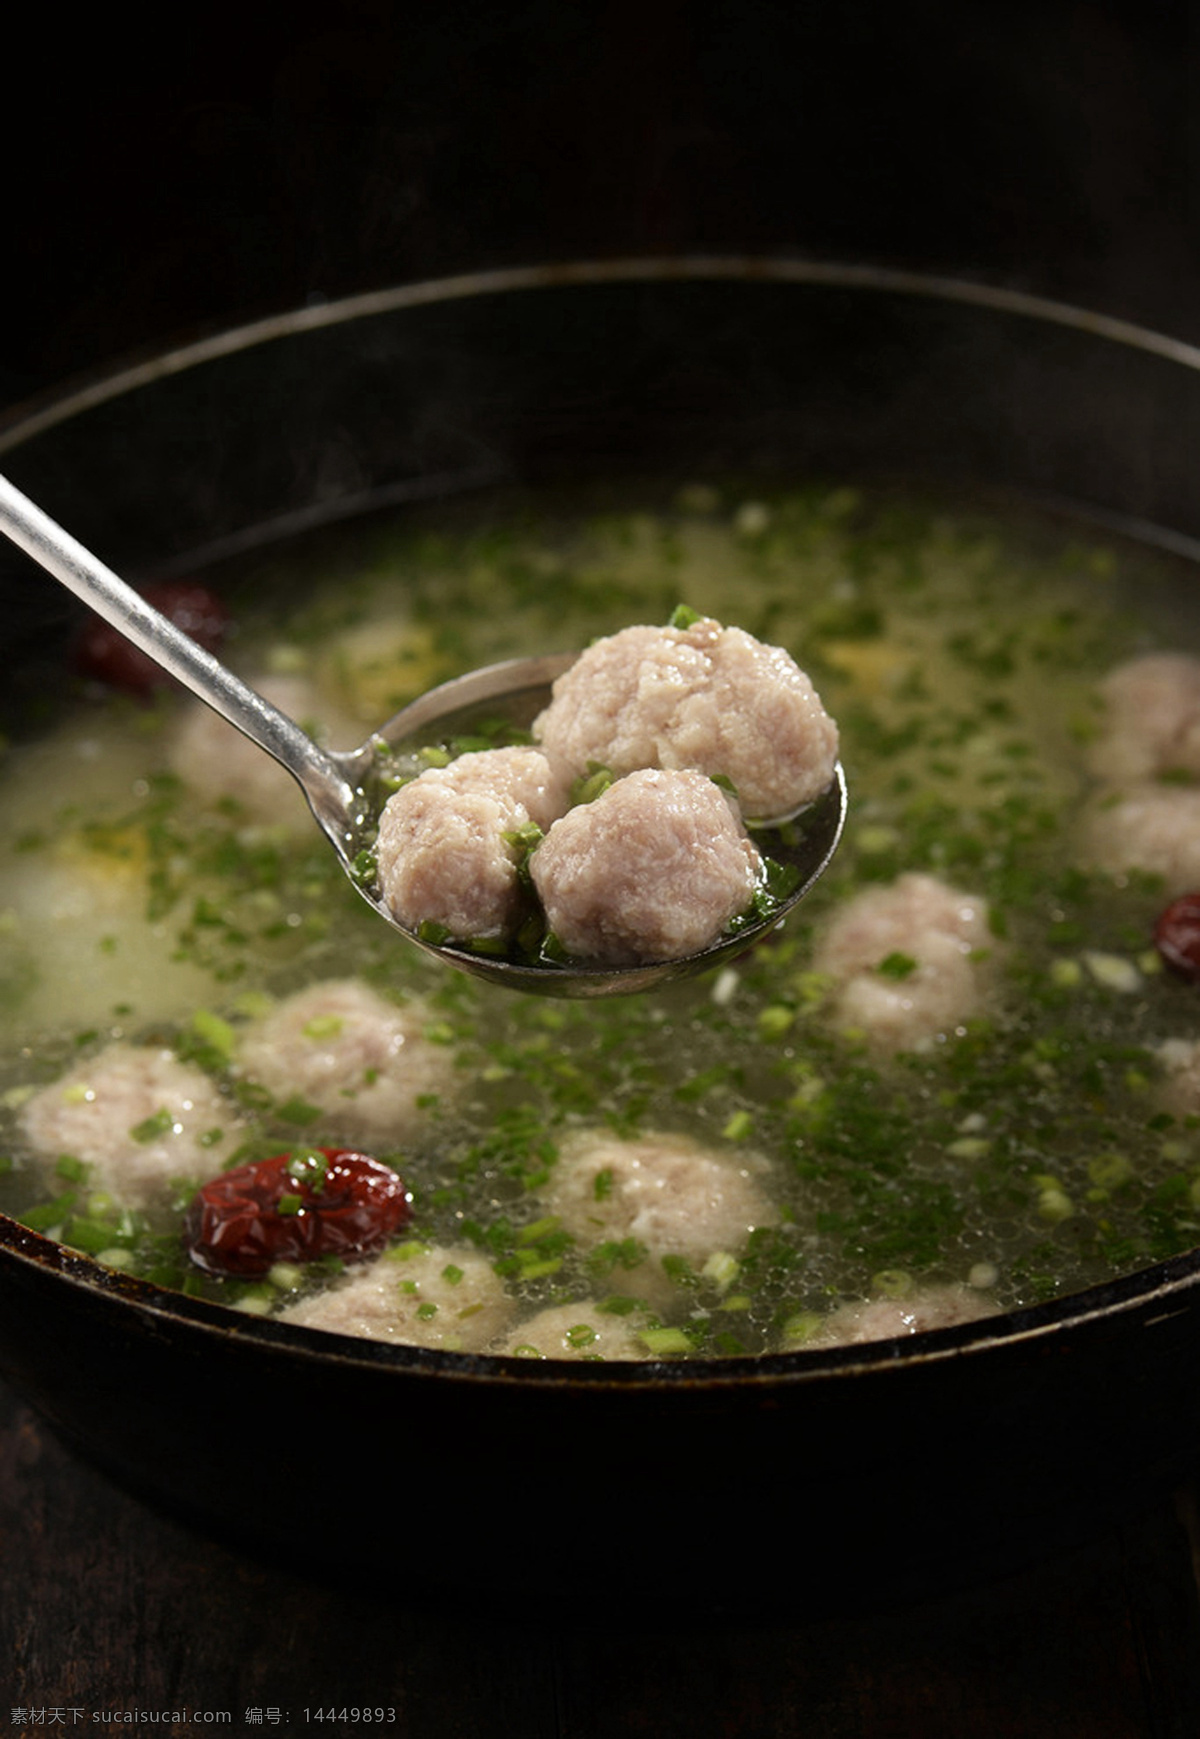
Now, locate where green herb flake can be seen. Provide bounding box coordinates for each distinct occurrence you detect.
[275,1096,324,1127]
[876,952,919,981]
[350,849,378,885]
[668,603,704,629]
[517,1215,562,1246]
[130,1109,176,1144]
[417,920,454,946]
[187,1009,237,1065]
[757,1005,794,1042]
[571,763,615,806]
[286,1150,329,1193]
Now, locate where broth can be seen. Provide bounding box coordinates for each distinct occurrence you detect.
[2,479,1198,1358]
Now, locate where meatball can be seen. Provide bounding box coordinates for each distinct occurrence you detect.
[276,1242,514,1352]
[813,872,992,1053]
[1088,653,1200,784]
[18,1041,237,1209]
[530,768,763,965]
[538,1127,778,1308]
[375,746,567,942]
[804,1283,1001,1348]
[237,978,452,1148]
[1154,1037,1200,1117]
[495,1300,659,1361]
[417,744,569,826]
[1079,786,1200,896]
[534,617,838,819]
[168,672,355,836]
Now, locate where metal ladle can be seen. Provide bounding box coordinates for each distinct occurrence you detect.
[0,473,846,997]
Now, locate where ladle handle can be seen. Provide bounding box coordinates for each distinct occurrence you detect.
[0,473,356,831]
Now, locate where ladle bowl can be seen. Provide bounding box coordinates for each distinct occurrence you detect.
[0,471,846,997]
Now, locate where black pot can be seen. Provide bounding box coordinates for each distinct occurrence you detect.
[3,259,1200,1605]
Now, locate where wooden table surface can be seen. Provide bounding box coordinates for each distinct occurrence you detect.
[5,1380,1200,1738]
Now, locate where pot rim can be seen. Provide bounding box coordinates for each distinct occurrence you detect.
[4,1204,1198,1393]
[6,254,1200,455]
[4,252,1200,1391]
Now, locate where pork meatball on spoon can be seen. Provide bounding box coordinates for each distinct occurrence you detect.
[0,474,846,997]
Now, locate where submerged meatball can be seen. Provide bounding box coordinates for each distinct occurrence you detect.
[1080,786,1200,896]
[813,872,992,1053]
[375,746,567,941]
[18,1042,237,1209]
[530,768,763,965]
[237,978,452,1148]
[538,1128,778,1308]
[1078,654,1200,893]
[276,1242,514,1352]
[1088,653,1200,784]
[168,672,355,835]
[534,617,838,819]
[1153,1037,1200,1117]
[495,1300,660,1361]
[804,1284,1001,1348]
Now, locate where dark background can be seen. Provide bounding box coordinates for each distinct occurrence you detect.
[4,0,1200,416]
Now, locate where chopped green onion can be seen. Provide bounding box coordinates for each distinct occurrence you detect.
[275,1097,323,1127]
[668,603,704,629]
[637,1327,693,1356]
[130,1109,175,1144]
[268,1262,305,1290]
[701,1250,740,1291]
[417,919,454,946]
[517,1215,561,1245]
[778,1311,825,1347]
[571,764,615,806]
[387,1240,432,1262]
[871,1269,914,1299]
[876,952,919,981]
[757,1005,794,1041]
[286,1149,329,1193]
[516,1256,563,1280]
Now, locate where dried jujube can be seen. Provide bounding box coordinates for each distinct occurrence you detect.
[185,1147,412,1278]
[75,580,230,694]
[1154,893,1200,981]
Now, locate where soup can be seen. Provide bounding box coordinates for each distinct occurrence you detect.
[2,479,1198,1360]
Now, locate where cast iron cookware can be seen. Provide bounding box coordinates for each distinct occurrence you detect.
[3,259,1200,1605]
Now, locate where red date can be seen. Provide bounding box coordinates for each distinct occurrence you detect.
[1154,893,1200,981]
[185,1147,412,1278]
[75,580,230,694]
